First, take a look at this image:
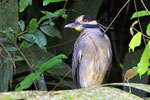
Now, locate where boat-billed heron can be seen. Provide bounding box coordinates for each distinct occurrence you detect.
[64,15,112,89]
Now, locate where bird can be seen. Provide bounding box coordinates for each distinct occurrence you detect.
[64,15,112,89]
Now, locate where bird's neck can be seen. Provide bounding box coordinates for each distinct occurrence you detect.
[82,28,104,36]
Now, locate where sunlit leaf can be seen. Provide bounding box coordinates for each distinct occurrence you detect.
[39,54,67,72]
[40,25,61,39]
[18,20,25,31]
[131,10,150,20]
[15,72,42,91]
[28,18,38,34]
[124,67,137,81]
[19,0,32,12]
[19,41,33,50]
[148,70,150,75]
[32,30,47,51]
[43,0,65,6]
[137,41,150,77]
[129,32,142,52]
[146,23,150,36]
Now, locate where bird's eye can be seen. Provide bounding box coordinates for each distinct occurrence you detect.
[83,19,88,23]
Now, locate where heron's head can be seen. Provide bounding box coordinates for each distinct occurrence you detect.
[64,15,99,31]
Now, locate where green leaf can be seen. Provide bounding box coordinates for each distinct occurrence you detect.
[0,29,9,33]
[40,25,62,39]
[32,30,47,51]
[53,9,66,17]
[129,32,142,52]
[21,34,35,43]
[28,18,38,34]
[19,41,33,50]
[39,54,67,72]
[131,10,150,20]
[19,0,32,12]
[41,11,54,17]
[13,56,24,61]
[148,70,150,75]
[61,14,68,19]
[18,20,25,31]
[6,32,15,41]
[38,15,51,24]
[146,23,150,36]
[5,44,17,51]
[3,56,24,63]
[15,72,42,91]
[43,0,65,6]
[137,41,150,77]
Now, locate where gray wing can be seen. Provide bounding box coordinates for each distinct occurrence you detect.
[72,38,82,89]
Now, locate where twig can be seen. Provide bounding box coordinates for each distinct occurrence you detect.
[52,0,68,21]
[133,0,146,46]
[140,0,150,15]
[126,78,132,93]
[0,42,16,68]
[15,30,28,37]
[104,0,131,33]
[47,38,76,49]
[48,69,72,95]
[14,43,35,72]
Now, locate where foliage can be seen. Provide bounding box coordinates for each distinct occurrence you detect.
[131,10,150,19]
[0,0,69,91]
[126,10,150,80]
[15,54,67,91]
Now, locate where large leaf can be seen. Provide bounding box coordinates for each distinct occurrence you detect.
[137,41,150,77]
[15,53,67,91]
[2,86,143,99]
[39,54,67,72]
[19,0,32,12]
[32,30,47,51]
[129,32,142,52]
[43,0,65,6]
[146,23,150,36]
[104,83,150,93]
[28,18,38,34]
[131,10,150,20]
[40,25,62,39]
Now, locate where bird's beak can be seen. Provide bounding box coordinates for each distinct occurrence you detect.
[64,22,81,28]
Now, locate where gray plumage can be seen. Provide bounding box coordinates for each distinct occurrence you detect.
[64,15,112,89]
[72,28,112,88]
